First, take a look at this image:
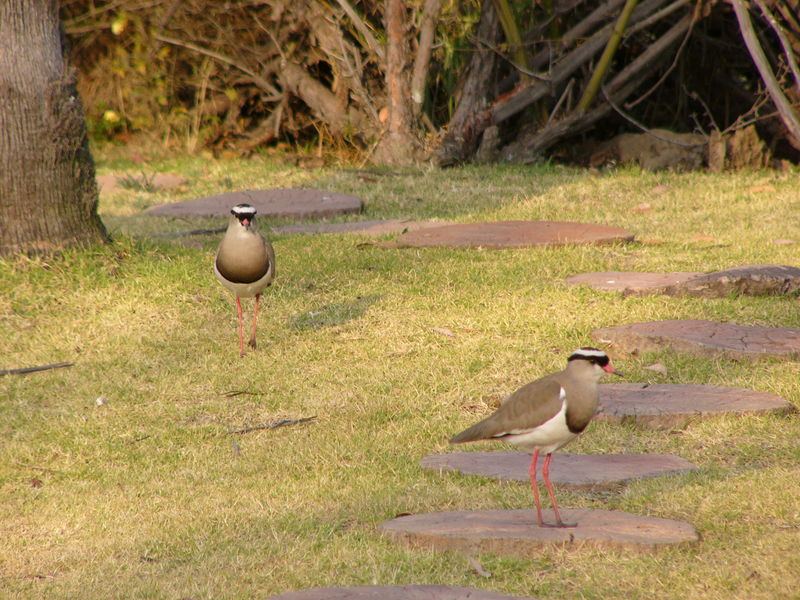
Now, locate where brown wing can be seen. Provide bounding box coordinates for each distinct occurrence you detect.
[450,375,564,443]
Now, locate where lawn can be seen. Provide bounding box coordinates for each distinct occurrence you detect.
[1,152,800,599]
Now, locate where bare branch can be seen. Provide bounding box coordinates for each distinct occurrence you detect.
[410,0,444,114]
[754,0,800,92]
[154,33,280,96]
[334,0,386,62]
[731,0,800,150]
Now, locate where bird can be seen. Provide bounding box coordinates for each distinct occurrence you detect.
[449,347,621,528]
[214,203,275,357]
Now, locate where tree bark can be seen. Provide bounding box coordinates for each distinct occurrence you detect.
[0,0,107,255]
[373,0,424,165]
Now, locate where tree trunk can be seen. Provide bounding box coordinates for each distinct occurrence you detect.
[0,0,107,256]
[434,0,503,166]
[373,0,424,166]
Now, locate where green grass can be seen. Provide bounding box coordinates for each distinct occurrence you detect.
[2,155,800,599]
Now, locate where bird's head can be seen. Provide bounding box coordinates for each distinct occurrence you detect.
[231,203,257,229]
[567,347,622,380]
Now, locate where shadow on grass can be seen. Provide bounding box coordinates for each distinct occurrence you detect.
[290,294,381,330]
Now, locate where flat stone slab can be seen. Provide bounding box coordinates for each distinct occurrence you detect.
[593,319,800,359]
[421,452,697,489]
[567,265,800,297]
[271,219,447,236]
[267,586,537,600]
[672,264,800,297]
[597,383,795,428]
[146,189,364,219]
[97,173,189,193]
[395,220,634,249]
[380,509,698,554]
[566,271,702,295]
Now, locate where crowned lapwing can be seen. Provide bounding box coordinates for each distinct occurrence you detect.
[215,203,275,357]
[450,347,621,527]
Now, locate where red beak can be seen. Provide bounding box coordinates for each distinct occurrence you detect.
[603,363,623,376]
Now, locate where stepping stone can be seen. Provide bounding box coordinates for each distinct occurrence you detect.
[671,264,800,297]
[567,265,800,297]
[421,452,697,489]
[146,189,364,219]
[565,271,702,295]
[593,319,800,359]
[395,220,634,249]
[97,173,188,193]
[597,383,795,428]
[380,509,698,554]
[271,219,448,236]
[267,585,538,600]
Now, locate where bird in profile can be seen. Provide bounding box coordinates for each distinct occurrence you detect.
[214,203,275,357]
[450,347,621,528]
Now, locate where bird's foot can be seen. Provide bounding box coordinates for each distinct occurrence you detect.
[248,337,257,350]
[539,520,578,529]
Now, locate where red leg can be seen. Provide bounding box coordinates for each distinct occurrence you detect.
[248,293,260,349]
[528,450,544,527]
[236,297,245,357]
[542,453,576,528]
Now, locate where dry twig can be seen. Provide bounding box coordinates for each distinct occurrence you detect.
[0,362,74,376]
[227,416,317,435]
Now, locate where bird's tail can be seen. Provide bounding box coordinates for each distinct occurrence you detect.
[449,422,486,444]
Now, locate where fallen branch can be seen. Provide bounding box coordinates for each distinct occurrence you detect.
[754,0,800,92]
[500,13,694,162]
[731,0,800,150]
[436,0,674,165]
[227,416,317,435]
[0,362,73,377]
[493,0,673,124]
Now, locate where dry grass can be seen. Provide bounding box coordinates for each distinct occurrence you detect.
[1,153,800,599]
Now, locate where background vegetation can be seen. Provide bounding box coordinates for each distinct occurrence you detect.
[60,0,800,165]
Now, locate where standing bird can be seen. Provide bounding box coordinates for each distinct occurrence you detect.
[450,347,621,528]
[215,203,275,357]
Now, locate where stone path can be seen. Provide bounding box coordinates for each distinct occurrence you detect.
[146,188,364,219]
[421,452,696,489]
[566,271,702,295]
[567,265,800,297]
[271,219,447,236]
[596,383,794,428]
[380,509,699,554]
[592,319,800,359]
[395,220,634,249]
[267,586,538,600]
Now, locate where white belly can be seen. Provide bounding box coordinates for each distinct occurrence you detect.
[497,399,577,455]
